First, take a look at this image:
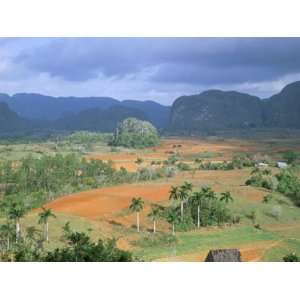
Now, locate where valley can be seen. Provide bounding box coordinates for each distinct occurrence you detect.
[3,135,299,261]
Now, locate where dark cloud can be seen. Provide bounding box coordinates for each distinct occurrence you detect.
[13,38,300,86]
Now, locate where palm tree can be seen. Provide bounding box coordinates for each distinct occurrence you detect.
[191,191,203,228]
[169,186,180,204]
[220,191,234,204]
[38,207,56,242]
[148,206,160,233]
[178,181,193,221]
[129,197,144,232]
[7,198,27,242]
[166,208,178,235]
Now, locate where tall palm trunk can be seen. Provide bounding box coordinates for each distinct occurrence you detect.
[153,220,156,233]
[172,223,175,235]
[136,212,140,232]
[180,201,184,221]
[197,205,200,228]
[7,237,10,251]
[45,222,49,242]
[16,219,20,242]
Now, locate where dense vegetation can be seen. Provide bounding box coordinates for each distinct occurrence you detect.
[111,118,160,148]
[246,167,300,206]
[0,153,167,210]
[129,183,235,236]
[0,219,132,262]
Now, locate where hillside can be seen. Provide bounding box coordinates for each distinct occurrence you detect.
[0,102,31,133]
[262,81,300,128]
[55,104,148,132]
[169,81,300,133]
[1,93,170,129]
[122,100,170,128]
[170,90,263,133]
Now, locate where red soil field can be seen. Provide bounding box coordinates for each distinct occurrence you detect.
[86,137,259,171]
[46,183,172,224]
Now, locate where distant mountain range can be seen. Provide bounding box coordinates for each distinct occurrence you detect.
[170,81,300,133]
[0,93,171,129]
[1,81,300,136]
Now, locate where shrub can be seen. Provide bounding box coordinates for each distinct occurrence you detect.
[283,252,299,262]
[164,166,178,178]
[271,205,282,220]
[232,154,255,169]
[276,170,300,206]
[263,194,273,203]
[177,162,191,171]
[254,224,261,230]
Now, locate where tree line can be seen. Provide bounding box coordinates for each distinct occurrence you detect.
[129,182,235,235]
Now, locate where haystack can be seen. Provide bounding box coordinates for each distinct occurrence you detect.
[205,249,242,262]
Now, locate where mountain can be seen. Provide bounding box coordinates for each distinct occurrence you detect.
[0,102,31,133]
[262,81,300,128]
[1,93,170,129]
[169,81,300,133]
[170,90,263,132]
[4,93,119,121]
[55,104,148,132]
[122,100,171,128]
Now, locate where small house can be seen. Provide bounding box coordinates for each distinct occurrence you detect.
[205,249,242,262]
[277,161,288,169]
[257,162,269,168]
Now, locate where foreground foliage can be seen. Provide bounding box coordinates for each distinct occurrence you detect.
[0,221,133,262]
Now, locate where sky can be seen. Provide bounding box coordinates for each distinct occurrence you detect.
[1,37,300,105]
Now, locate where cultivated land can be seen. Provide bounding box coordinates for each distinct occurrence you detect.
[4,136,300,261]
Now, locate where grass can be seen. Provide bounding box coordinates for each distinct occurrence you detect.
[2,136,300,261]
[134,226,279,261]
[17,211,102,250]
[182,151,223,161]
[263,239,300,261]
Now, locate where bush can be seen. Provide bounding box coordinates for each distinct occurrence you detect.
[271,205,282,220]
[177,162,191,171]
[276,170,300,206]
[232,154,255,169]
[283,252,299,262]
[263,194,273,203]
[164,166,178,178]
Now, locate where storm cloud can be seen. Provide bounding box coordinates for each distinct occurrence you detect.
[1,37,300,104]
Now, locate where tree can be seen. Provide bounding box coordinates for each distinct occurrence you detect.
[38,207,56,242]
[129,197,144,232]
[166,208,179,235]
[220,191,234,204]
[148,206,160,233]
[179,182,193,221]
[169,186,180,204]
[6,197,27,242]
[191,192,203,228]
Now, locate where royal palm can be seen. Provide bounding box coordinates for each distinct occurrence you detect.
[148,206,160,233]
[38,207,56,242]
[129,197,144,232]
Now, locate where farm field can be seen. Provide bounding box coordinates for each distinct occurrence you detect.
[10,136,299,262]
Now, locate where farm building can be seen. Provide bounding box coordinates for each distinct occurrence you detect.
[257,162,269,168]
[277,161,288,169]
[205,249,242,262]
